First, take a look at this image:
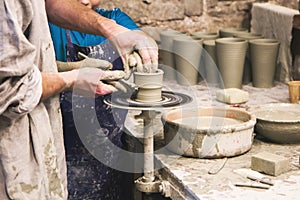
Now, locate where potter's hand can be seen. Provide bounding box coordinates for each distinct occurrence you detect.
[125,51,143,73]
[107,79,136,94]
[61,68,125,96]
[57,58,112,72]
[108,27,158,73]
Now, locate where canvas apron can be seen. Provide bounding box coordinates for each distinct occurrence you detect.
[61,30,128,200]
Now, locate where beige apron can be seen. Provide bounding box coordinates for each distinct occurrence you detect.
[0,0,67,199]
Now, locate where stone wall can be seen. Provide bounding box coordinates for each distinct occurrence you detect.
[99,0,299,34]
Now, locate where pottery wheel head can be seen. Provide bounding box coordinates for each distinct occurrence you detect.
[104,90,193,110]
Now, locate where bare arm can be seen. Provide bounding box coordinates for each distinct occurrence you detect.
[40,71,75,101]
[40,68,125,101]
[45,0,158,72]
[45,0,126,39]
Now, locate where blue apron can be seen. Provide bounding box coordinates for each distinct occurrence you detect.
[61,30,129,200]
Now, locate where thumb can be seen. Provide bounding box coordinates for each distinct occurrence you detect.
[99,70,126,81]
[81,57,113,70]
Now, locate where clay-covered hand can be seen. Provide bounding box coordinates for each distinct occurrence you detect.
[57,57,112,72]
[108,27,158,73]
[61,68,125,96]
[107,79,136,94]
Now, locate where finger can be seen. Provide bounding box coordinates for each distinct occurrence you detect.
[94,59,113,70]
[99,70,126,81]
[122,53,130,73]
[149,47,159,73]
[136,42,158,73]
[95,81,118,96]
[106,80,128,93]
[132,52,143,73]
[136,45,151,68]
[57,61,74,72]
[82,58,113,70]
[128,53,137,68]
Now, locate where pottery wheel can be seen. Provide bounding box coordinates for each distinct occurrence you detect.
[104,90,192,110]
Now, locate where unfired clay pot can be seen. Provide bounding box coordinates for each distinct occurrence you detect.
[162,106,256,158]
[216,38,248,89]
[191,31,219,40]
[233,32,264,84]
[173,36,203,86]
[249,38,279,88]
[251,103,300,143]
[219,27,248,38]
[159,30,185,81]
[203,39,221,85]
[133,69,164,102]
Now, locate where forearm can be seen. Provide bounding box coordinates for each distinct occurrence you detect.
[40,71,76,101]
[45,0,126,38]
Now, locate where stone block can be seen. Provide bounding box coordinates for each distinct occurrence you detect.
[251,152,289,176]
[184,0,202,16]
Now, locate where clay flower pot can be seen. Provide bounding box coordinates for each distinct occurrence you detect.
[133,69,164,102]
[249,38,279,88]
[234,32,264,84]
[288,81,300,103]
[219,27,248,38]
[216,37,248,89]
[173,36,203,86]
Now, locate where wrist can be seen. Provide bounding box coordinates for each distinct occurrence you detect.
[98,17,128,39]
[59,70,78,91]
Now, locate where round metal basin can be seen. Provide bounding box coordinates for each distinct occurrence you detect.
[162,107,256,158]
[251,103,300,144]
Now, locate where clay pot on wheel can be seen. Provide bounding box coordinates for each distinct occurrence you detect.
[133,69,164,102]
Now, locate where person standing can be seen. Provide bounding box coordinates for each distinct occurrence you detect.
[49,1,141,199]
[0,0,158,199]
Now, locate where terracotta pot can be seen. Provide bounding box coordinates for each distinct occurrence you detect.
[288,81,300,103]
[133,69,164,102]
[159,30,185,81]
[234,32,264,84]
[173,36,203,86]
[219,27,248,38]
[249,38,279,88]
[216,38,248,89]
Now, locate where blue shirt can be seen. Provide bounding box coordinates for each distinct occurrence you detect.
[49,8,139,61]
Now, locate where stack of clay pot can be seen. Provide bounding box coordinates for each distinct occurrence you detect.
[158,28,280,89]
[217,28,279,88]
[192,32,221,86]
[159,29,204,86]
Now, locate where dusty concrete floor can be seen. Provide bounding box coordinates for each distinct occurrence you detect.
[125,81,300,199]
